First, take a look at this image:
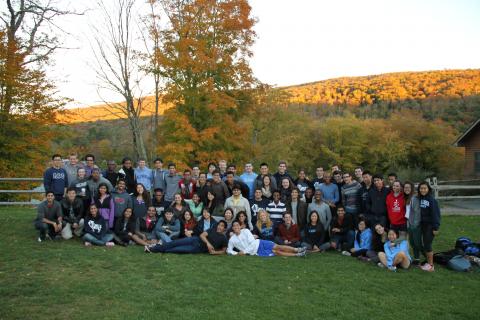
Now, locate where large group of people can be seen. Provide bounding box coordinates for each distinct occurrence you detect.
[37,153,441,271]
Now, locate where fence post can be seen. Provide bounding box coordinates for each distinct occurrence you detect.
[432,177,439,199]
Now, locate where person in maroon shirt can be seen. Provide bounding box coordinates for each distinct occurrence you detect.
[275,212,301,247]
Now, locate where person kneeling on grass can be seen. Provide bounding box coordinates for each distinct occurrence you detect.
[35,191,64,242]
[378,229,411,271]
[343,218,372,259]
[83,204,114,247]
[154,209,180,243]
[227,221,306,257]
[145,220,228,255]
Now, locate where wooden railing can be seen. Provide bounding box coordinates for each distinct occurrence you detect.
[426,177,480,200]
[0,178,44,205]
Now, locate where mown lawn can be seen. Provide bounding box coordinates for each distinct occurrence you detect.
[0,207,479,320]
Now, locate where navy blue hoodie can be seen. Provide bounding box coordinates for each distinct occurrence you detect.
[43,167,68,195]
[84,214,108,240]
[419,194,441,230]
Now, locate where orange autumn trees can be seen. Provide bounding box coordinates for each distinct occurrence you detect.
[154,0,257,168]
[0,2,70,178]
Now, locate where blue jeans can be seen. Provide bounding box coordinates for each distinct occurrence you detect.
[83,233,114,246]
[156,231,179,243]
[150,236,203,254]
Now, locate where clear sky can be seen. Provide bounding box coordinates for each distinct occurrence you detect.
[48,0,480,107]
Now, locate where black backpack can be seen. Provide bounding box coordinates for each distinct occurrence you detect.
[434,249,460,265]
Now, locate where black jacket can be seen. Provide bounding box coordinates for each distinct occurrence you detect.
[60,197,84,224]
[330,214,354,235]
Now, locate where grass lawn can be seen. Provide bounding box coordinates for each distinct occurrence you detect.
[0,207,479,320]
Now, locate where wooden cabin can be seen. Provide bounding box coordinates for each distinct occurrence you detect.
[454,119,480,177]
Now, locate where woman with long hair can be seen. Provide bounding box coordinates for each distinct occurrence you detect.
[131,183,151,219]
[92,182,115,229]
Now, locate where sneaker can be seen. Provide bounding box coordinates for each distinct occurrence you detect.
[144,245,152,253]
[105,242,115,247]
[421,263,435,272]
[388,266,397,272]
[37,236,43,243]
[84,241,92,247]
[377,262,385,268]
[342,251,351,256]
[298,247,307,253]
[296,250,307,257]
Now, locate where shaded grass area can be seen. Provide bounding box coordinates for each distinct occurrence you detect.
[0,207,479,320]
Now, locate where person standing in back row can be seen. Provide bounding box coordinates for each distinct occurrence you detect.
[152,158,167,191]
[341,172,362,220]
[365,175,389,228]
[240,163,258,201]
[43,154,68,201]
[135,158,153,193]
[273,161,293,186]
[164,163,181,205]
[102,160,119,187]
[118,157,136,194]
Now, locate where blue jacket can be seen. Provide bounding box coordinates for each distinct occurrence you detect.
[354,228,372,251]
[384,240,411,267]
[43,167,68,195]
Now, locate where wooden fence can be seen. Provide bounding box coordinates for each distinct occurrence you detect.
[0,178,44,205]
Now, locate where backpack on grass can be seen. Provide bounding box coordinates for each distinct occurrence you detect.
[447,255,472,272]
[455,237,480,257]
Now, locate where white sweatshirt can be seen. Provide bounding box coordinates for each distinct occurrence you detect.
[227,229,260,255]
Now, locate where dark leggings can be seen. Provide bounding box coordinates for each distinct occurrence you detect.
[421,224,435,252]
[351,249,368,257]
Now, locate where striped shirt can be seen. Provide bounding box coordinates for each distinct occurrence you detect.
[266,201,287,224]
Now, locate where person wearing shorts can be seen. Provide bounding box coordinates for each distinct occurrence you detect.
[227,221,306,257]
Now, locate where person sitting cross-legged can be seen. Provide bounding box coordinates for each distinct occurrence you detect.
[154,209,180,243]
[275,211,301,247]
[83,204,114,247]
[301,211,331,252]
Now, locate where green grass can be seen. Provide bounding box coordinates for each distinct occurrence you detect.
[0,207,479,320]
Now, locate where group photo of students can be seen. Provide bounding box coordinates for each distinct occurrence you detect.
[37,152,441,272]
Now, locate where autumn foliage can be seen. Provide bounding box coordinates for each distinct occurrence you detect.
[154,0,257,168]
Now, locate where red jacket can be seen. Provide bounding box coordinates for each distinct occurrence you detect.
[277,223,301,242]
[179,179,196,200]
[386,191,406,226]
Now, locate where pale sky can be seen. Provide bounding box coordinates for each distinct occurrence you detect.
[48,0,480,107]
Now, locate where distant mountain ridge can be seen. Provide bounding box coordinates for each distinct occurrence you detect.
[58,68,480,123]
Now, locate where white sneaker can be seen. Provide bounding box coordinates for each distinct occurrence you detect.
[105,242,115,247]
[37,237,42,243]
[342,251,351,256]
